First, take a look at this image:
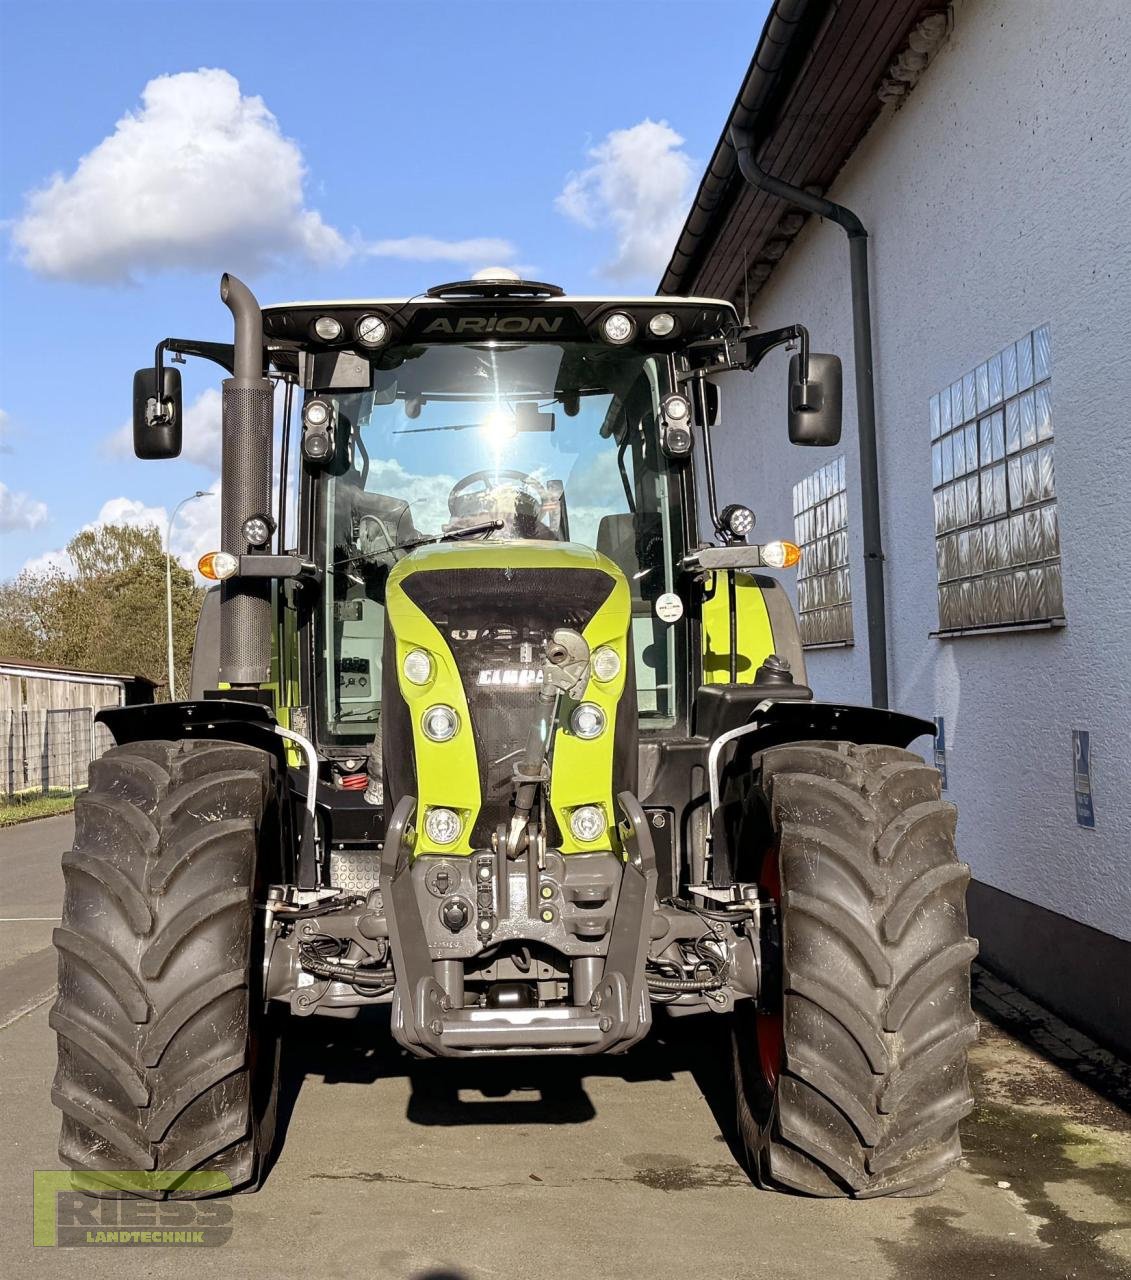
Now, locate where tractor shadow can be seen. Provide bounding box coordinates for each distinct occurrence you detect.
[273,1005,742,1148]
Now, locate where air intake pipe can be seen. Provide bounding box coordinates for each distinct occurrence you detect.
[219,273,274,687]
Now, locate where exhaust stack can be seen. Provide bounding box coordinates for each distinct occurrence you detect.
[219,273,273,687]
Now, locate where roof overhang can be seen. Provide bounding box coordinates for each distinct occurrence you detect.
[658,0,946,303]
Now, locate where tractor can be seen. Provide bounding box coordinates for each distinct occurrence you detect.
[51,269,976,1198]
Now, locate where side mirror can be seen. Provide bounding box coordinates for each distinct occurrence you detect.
[132,366,182,459]
[788,352,842,446]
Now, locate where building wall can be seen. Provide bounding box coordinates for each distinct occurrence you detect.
[706,0,1131,947]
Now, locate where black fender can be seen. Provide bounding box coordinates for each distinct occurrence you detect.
[731,699,935,756]
[97,697,285,761]
[708,700,936,887]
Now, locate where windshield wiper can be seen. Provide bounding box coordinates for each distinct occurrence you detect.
[333,519,503,570]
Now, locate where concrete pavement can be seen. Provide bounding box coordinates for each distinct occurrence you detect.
[2,814,1129,1279]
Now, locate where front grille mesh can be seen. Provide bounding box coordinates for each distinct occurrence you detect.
[400,567,615,845]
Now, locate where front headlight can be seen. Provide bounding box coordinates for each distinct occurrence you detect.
[591,645,621,682]
[424,807,461,845]
[422,704,459,742]
[569,804,606,843]
[570,702,606,739]
[403,648,433,685]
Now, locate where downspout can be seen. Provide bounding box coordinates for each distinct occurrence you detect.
[728,126,889,708]
[218,273,274,689]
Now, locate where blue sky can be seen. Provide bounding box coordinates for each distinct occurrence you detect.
[0,0,767,577]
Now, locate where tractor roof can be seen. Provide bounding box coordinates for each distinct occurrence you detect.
[261,277,739,357]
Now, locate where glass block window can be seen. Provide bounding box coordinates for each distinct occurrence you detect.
[793,456,853,646]
[930,324,1063,633]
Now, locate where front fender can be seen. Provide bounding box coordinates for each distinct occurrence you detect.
[98,698,285,761]
[735,699,935,754]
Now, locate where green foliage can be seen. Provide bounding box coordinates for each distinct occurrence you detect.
[0,523,204,700]
[0,791,76,826]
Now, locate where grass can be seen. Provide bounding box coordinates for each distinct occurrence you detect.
[0,789,77,827]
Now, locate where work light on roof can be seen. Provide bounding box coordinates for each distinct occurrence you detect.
[648,312,677,337]
[313,315,343,341]
[355,315,389,347]
[601,312,636,345]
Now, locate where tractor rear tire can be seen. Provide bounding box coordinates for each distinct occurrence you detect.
[732,741,977,1197]
[51,738,283,1196]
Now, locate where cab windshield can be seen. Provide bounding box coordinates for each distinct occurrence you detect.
[318,341,681,739]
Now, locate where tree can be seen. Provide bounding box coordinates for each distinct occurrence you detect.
[0,523,204,699]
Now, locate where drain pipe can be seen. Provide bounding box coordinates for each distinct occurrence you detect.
[728,126,889,708]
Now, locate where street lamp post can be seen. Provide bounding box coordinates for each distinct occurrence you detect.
[166,490,212,701]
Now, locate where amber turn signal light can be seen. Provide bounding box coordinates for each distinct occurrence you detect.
[198,551,239,581]
[761,540,802,569]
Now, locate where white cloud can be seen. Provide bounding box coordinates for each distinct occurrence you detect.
[0,409,13,454]
[10,68,348,284]
[20,548,71,577]
[556,119,695,282]
[10,67,527,286]
[365,456,456,537]
[0,481,49,532]
[363,236,519,267]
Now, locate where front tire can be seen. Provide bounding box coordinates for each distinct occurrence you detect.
[51,738,283,1195]
[732,741,977,1197]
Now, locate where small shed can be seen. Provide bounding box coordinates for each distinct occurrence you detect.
[0,659,157,798]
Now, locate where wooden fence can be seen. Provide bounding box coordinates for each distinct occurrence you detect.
[1,669,122,800]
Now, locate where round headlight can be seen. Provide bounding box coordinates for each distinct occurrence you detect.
[422,704,460,742]
[303,398,331,429]
[240,514,273,548]
[663,393,691,423]
[403,649,433,686]
[721,503,756,542]
[570,702,606,739]
[301,429,332,462]
[569,804,606,843]
[648,312,676,337]
[424,807,461,845]
[591,645,621,682]
[601,312,635,345]
[313,316,343,341]
[356,315,389,347]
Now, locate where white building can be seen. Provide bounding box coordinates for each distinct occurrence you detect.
[662,0,1131,1055]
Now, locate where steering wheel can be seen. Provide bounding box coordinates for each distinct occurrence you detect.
[448,468,548,520]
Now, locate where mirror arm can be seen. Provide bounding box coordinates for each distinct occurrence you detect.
[735,323,809,378]
[690,372,726,540]
[147,341,172,427]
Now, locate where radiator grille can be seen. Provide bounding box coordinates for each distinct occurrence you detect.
[399,567,615,845]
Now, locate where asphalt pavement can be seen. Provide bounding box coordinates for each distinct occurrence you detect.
[2,813,1129,1279]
